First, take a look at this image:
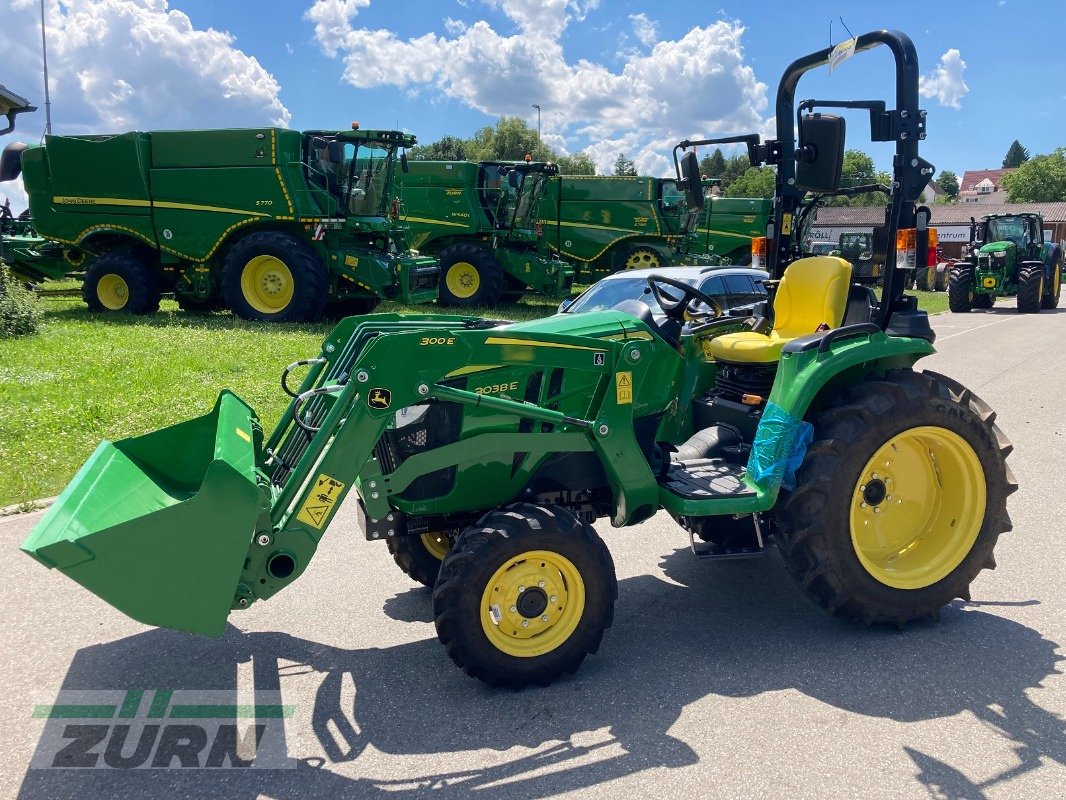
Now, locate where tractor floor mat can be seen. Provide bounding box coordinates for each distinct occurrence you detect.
[660,458,754,499]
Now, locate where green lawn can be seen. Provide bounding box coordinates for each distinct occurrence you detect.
[0,288,951,507]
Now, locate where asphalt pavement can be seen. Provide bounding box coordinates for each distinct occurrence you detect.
[2,301,1063,800]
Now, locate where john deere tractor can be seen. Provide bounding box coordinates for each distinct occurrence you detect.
[949,212,1062,313]
[23,31,1015,689]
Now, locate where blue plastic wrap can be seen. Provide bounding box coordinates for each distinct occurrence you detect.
[746,402,814,491]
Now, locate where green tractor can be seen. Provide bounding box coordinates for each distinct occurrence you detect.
[949,212,1062,313]
[396,159,574,305]
[23,31,1015,689]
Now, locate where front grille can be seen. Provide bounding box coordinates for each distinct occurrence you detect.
[712,361,777,403]
[374,400,463,500]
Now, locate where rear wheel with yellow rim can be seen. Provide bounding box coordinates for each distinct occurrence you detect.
[1041,255,1062,310]
[82,251,161,315]
[222,231,328,322]
[437,243,503,307]
[386,530,457,588]
[1016,264,1044,314]
[433,503,616,688]
[776,370,1015,627]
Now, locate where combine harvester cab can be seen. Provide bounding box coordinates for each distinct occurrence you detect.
[21,392,265,635]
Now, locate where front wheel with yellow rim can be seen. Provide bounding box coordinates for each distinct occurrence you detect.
[775,369,1015,627]
[436,243,503,307]
[222,231,328,322]
[386,530,457,588]
[82,251,161,315]
[433,503,616,688]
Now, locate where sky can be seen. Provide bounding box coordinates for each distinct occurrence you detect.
[2,0,1062,212]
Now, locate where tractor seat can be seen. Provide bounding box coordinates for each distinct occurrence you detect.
[705,257,852,364]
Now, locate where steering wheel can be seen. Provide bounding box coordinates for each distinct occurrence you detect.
[647,274,723,322]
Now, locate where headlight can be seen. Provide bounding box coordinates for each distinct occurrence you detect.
[993,251,1007,259]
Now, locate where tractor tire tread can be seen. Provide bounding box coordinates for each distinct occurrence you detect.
[433,503,616,689]
[437,242,504,307]
[948,264,975,313]
[82,251,161,315]
[775,369,1013,627]
[1017,263,1043,314]
[222,230,328,322]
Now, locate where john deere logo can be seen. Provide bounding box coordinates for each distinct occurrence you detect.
[983,277,997,288]
[367,388,392,409]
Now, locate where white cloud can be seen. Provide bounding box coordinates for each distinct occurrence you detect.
[0,0,289,134]
[2,175,29,214]
[0,0,290,213]
[628,13,658,48]
[305,1,766,175]
[919,48,968,110]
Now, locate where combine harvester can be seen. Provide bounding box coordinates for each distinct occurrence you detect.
[23,31,1016,689]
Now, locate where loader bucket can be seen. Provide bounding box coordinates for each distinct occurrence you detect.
[21,391,265,636]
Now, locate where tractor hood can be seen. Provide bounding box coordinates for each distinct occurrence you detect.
[978,241,1013,255]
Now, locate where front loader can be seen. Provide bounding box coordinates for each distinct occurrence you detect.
[23,31,1016,689]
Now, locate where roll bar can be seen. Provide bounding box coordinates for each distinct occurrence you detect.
[679,31,936,330]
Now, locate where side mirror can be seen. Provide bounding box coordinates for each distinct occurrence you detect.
[796,113,845,192]
[400,151,409,173]
[680,151,704,211]
[326,141,345,164]
[507,170,520,189]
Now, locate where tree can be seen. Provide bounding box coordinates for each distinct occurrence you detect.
[613,152,637,176]
[408,135,467,161]
[937,170,959,198]
[699,148,727,179]
[824,149,892,206]
[725,166,775,198]
[556,152,597,175]
[1001,148,1066,202]
[465,116,553,162]
[1002,140,1030,169]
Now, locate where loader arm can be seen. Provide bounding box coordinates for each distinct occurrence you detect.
[23,311,679,634]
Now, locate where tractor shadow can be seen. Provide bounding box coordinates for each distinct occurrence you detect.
[18,549,1063,800]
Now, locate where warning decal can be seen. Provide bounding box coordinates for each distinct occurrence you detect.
[616,371,633,405]
[296,474,346,529]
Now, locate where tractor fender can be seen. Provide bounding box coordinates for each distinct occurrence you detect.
[770,328,936,424]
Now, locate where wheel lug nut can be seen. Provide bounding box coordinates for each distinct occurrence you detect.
[550,595,557,603]
[509,605,517,613]
[521,620,529,627]
[541,615,549,622]
[538,581,545,588]
[518,586,525,593]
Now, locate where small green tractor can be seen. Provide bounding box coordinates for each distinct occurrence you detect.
[396,159,574,305]
[2,126,439,321]
[949,212,1062,313]
[23,31,1016,689]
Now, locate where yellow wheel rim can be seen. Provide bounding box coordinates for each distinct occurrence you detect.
[480,549,585,658]
[241,255,294,314]
[850,426,986,590]
[625,249,661,270]
[421,532,452,561]
[1053,264,1061,302]
[96,273,129,311]
[445,261,480,299]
